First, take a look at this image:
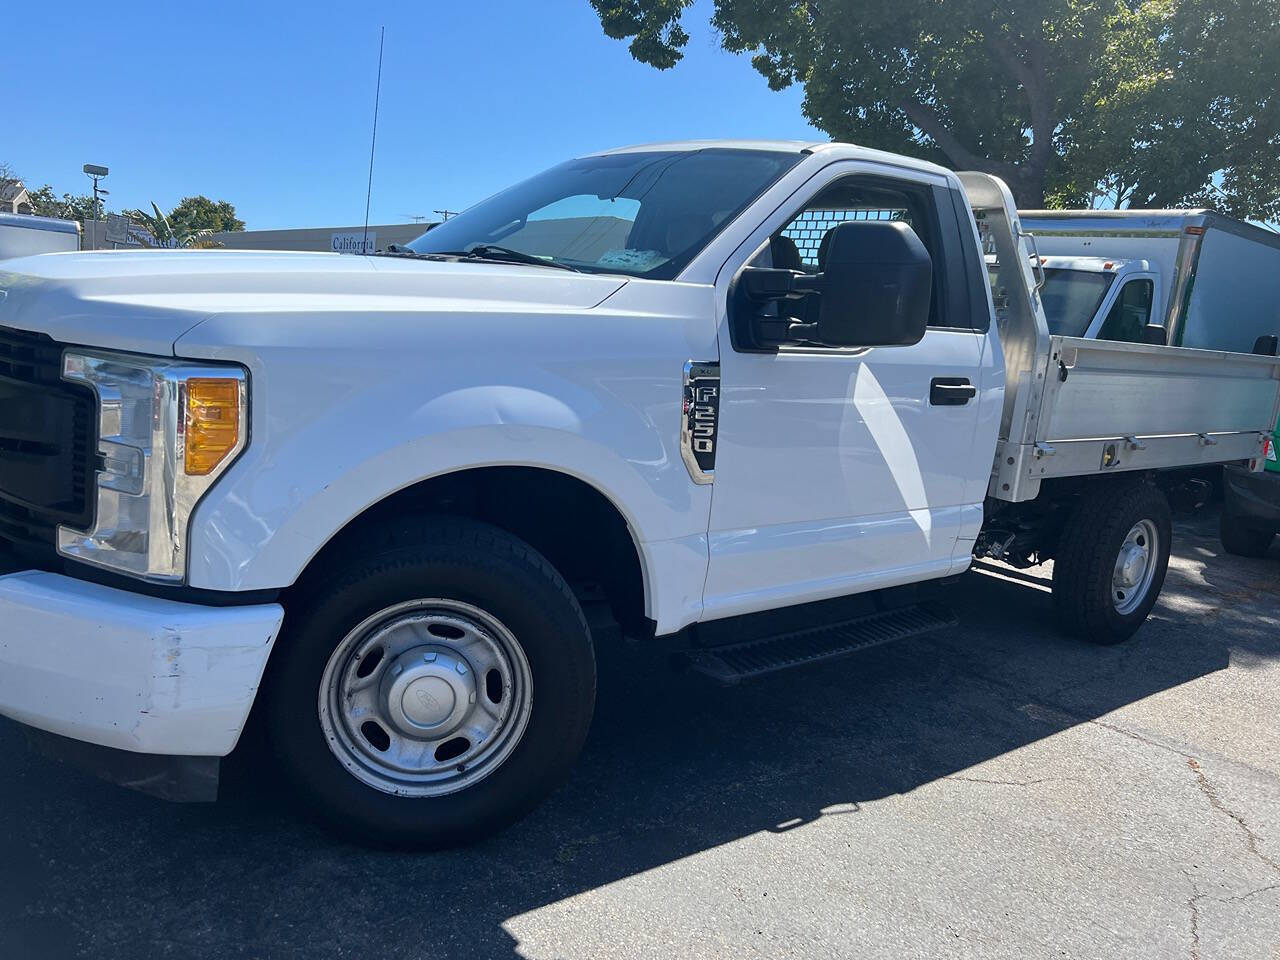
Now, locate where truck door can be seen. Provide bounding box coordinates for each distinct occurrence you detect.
[702,163,998,621]
[1085,274,1159,343]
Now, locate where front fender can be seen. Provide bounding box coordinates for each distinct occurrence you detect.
[176,290,718,633]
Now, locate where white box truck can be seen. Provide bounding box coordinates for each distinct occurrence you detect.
[1,143,1278,847]
[0,212,81,261]
[1016,210,1280,352]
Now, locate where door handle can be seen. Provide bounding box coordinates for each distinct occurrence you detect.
[930,377,976,406]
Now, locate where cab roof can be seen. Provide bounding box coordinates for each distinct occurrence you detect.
[589,139,825,156]
[586,139,954,178]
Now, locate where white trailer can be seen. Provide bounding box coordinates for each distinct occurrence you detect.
[0,212,81,261]
[1018,209,1280,353]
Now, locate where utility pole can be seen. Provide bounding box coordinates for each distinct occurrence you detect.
[433,209,459,221]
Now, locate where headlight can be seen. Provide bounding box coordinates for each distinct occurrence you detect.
[58,350,248,582]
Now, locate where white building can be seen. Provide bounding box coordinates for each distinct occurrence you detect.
[207,222,437,254]
[0,180,33,215]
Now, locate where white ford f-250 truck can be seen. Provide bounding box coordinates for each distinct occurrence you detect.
[2,141,1279,847]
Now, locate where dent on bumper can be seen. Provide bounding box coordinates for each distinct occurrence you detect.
[0,570,284,756]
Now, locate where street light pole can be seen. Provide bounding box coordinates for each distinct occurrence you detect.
[82,164,109,248]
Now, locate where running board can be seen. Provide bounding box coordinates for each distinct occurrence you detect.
[681,602,956,685]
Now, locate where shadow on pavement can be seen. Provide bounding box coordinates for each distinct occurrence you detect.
[1,517,1277,959]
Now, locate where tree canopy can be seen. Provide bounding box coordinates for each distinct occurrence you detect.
[165,195,245,234]
[587,0,1280,218]
[25,186,107,222]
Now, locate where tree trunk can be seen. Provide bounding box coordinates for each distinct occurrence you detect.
[967,160,1046,208]
[1009,172,1046,208]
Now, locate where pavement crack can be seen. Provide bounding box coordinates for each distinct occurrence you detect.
[1188,886,1203,960]
[1087,718,1198,761]
[1186,758,1280,876]
[944,775,1083,788]
[1218,883,1280,904]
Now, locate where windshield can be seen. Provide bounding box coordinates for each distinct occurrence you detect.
[1038,268,1115,337]
[407,148,802,279]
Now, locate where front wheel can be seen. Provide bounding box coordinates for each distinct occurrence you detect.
[1052,481,1172,644]
[264,517,596,849]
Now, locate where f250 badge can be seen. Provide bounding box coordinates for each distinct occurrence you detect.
[681,360,720,484]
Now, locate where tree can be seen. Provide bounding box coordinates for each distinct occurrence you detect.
[26,188,105,222]
[587,0,1280,218]
[24,184,59,216]
[165,195,245,234]
[1070,0,1280,218]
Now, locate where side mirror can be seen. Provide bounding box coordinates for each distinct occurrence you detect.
[1142,324,1168,346]
[728,220,932,352]
[1253,334,1279,356]
[815,220,931,348]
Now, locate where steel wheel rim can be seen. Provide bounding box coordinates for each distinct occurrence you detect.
[318,599,533,797]
[1112,519,1159,615]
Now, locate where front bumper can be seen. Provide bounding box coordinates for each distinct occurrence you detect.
[0,567,284,758]
[1224,463,1280,528]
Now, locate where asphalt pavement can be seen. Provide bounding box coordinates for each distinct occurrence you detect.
[2,510,1278,960]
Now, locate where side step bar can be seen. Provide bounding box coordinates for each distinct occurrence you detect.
[681,602,956,685]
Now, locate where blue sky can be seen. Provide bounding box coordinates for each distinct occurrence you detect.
[4,1,821,230]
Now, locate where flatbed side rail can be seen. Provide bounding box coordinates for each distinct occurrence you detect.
[992,336,1280,501]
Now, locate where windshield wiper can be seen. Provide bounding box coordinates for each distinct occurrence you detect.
[367,244,447,260]
[441,245,582,273]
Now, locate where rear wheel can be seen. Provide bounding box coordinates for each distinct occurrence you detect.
[265,517,596,848]
[1219,511,1275,558]
[1052,481,1172,644]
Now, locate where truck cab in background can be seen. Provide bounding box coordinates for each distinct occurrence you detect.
[991,253,1164,344]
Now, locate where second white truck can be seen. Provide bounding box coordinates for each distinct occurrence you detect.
[1,141,1278,846]
[1017,209,1280,352]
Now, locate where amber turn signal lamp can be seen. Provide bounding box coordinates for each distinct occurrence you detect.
[185,378,242,476]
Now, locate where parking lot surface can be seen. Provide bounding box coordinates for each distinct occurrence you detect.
[2,511,1277,960]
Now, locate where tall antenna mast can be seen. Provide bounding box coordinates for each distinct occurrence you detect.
[362,26,386,253]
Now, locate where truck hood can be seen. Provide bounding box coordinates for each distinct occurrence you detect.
[0,250,628,356]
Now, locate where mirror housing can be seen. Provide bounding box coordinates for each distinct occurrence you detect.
[1253,334,1278,357]
[729,220,933,352]
[1142,324,1169,346]
[815,220,932,348]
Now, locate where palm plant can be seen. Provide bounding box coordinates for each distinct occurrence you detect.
[127,202,221,248]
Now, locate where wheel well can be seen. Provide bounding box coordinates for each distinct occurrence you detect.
[980,474,1165,567]
[292,467,650,637]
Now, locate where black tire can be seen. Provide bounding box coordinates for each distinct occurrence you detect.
[1219,511,1275,558]
[1052,480,1172,645]
[264,516,596,849]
